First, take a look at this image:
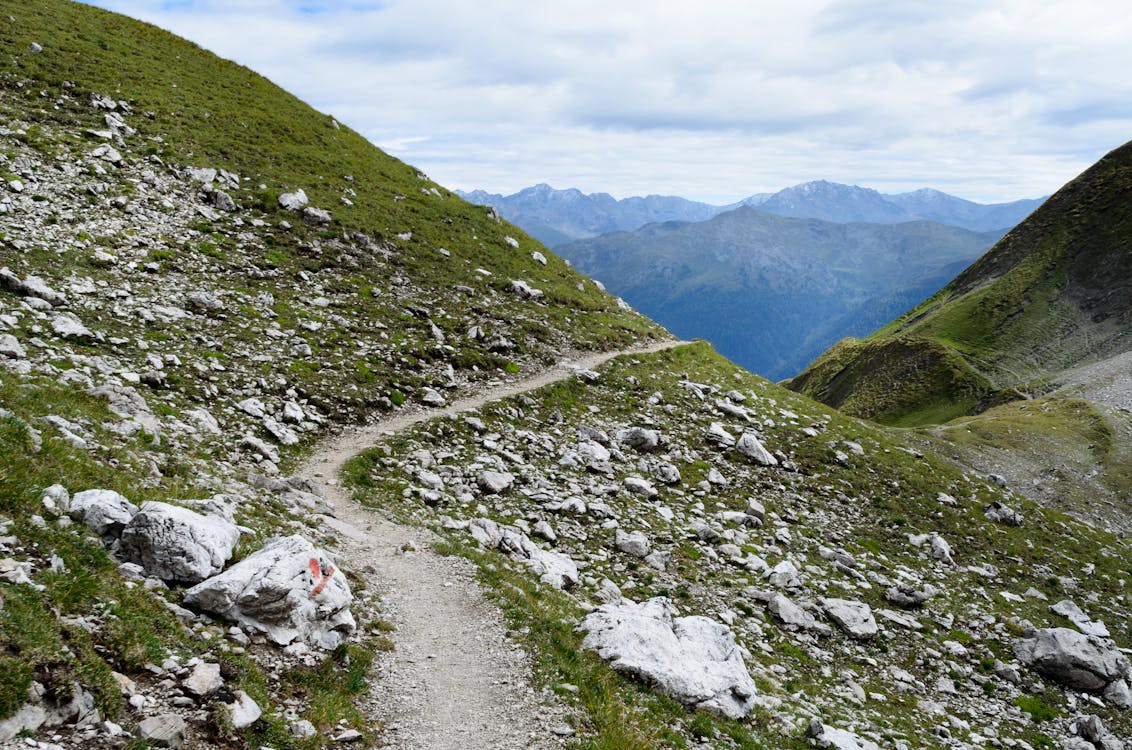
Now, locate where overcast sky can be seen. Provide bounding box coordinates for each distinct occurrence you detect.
[84,0,1132,204]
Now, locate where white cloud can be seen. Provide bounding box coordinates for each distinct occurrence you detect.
[83,0,1132,202]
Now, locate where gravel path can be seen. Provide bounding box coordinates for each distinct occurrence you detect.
[299,340,684,750]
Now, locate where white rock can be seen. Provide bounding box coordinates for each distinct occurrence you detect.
[69,489,138,538]
[226,690,262,728]
[511,279,544,300]
[51,312,95,340]
[580,597,758,719]
[1015,627,1131,696]
[137,714,187,748]
[278,189,309,210]
[735,432,778,466]
[184,535,355,649]
[119,502,240,583]
[821,598,878,639]
[615,529,651,558]
[531,251,548,265]
[0,334,25,358]
[623,476,657,498]
[808,719,881,750]
[767,593,816,630]
[182,662,223,697]
[477,471,514,494]
[1052,599,1110,637]
[466,518,578,589]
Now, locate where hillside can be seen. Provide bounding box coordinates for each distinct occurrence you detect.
[787,139,1132,426]
[3,3,1132,750]
[557,207,1003,379]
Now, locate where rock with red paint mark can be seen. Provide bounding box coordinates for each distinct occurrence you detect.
[183,535,355,649]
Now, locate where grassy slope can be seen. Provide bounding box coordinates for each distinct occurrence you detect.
[0,0,662,744]
[786,140,1132,426]
[343,342,1132,748]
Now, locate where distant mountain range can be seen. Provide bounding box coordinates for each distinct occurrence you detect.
[556,209,1005,379]
[458,181,1045,245]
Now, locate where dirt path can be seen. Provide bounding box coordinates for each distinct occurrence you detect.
[299,340,684,750]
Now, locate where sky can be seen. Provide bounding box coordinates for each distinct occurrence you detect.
[83,0,1132,204]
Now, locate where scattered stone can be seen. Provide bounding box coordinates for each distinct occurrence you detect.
[477,470,514,494]
[68,488,138,539]
[225,690,262,728]
[279,189,309,210]
[0,334,25,359]
[466,518,578,589]
[615,529,651,558]
[137,714,187,748]
[735,432,777,466]
[821,598,878,639]
[181,662,222,697]
[1015,627,1131,700]
[807,719,881,750]
[580,597,758,719]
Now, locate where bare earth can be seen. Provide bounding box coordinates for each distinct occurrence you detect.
[299,340,683,750]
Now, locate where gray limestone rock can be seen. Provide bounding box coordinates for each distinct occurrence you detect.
[119,501,240,583]
[69,488,138,539]
[466,517,578,589]
[1015,627,1131,696]
[580,597,757,719]
[302,206,332,225]
[0,334,25,359]
[807,719,881,750]
[137,714,186,748]
[278,189,309,210]
[615,529,651,558]
[181,662,223,697]
[51,312,95,340]
[735,432,778,466]
[617,426,660,452]
[821,597,878,639]
[184,535,355,649]
[477,470,514,494]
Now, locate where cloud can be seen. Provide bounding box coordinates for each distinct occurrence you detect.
[82,0,1132,202]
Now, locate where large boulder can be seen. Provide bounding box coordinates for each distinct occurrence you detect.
[821,598,878,639]
[119,502,240,583]
[579,597,758,719]
[68,489,138,539]
[466,518,578,589]
[735,432,777,466]
[1015,627,1131,700]
[183,535,355,649]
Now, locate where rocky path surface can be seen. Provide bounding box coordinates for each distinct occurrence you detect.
[299,340,684,750]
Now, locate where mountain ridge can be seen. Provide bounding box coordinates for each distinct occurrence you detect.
[459,180,1046,243]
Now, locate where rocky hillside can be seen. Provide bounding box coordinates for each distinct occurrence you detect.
[0,1,661,746]
[2,3,1132,750]
[557,208,1002,379]
[345,342,1132,749]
